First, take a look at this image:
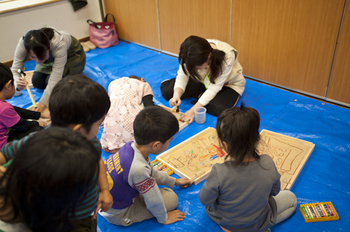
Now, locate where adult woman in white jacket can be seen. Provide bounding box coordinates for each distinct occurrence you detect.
[161,35,245,123]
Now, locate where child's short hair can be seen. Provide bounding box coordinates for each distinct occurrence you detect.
[0,63,14,91]
[49,74,110,132]
[0,127,100,232]
[217,103,260,165]
[133,106,179,145]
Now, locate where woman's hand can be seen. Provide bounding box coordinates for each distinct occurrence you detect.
[169,97,181,107]
[34,102,45,113]
[169,87,183,107]
[16,79,27,90]
[180,108,195,124]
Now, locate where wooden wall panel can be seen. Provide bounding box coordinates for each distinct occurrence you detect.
[232,0,344,97]
[103,0,160,49]
[328,2,350,104]
[159,0,231,55]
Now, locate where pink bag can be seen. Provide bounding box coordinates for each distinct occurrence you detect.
[87,13,119,49]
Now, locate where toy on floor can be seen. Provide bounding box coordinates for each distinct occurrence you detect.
[300,202,339,222]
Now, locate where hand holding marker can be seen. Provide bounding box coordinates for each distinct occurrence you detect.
[18,69,37,108]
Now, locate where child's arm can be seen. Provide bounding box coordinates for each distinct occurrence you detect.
[13,106,41,120]
[270,175,281,196]
[175,177,192,188]
[95,158,113,217]
[198,166,220,206]
[11,118,46,131]
[142,94,155,107]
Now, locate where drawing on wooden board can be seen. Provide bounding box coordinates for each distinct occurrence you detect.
[156,127,226,184]
[257,130,315,190]
[159,105,188,131]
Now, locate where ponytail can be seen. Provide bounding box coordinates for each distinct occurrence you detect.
[209,49,225,83]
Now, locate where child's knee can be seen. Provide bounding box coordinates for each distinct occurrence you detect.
[161,188,178,211]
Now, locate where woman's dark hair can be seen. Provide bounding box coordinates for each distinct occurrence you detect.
[49,74,110,132]
[134,106,179,145]
[0,63,14,91]
[23,28,54,60]
[178,35,225,84]
[0,127,100,232]
[216,103,261,166]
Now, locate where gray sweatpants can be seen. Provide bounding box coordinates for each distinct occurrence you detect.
[99,188,178,226]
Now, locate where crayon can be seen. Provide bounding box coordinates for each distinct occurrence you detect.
[323,204,332,216]
[317,204,325,217]
[326,203,335,216]
[314,205,322,217]
[152,160,160,166]
[320,204,328,217]
[305,206,314,218]
[312,205,321,218]
[302,206,311,219]
[308,206,316,218]
[154,162,163,168]
[159,165,168,171]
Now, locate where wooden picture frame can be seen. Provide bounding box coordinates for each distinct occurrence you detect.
[257,130,315,190]
[156,127,226,184]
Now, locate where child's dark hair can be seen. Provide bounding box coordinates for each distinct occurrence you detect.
[133,106,179,145]
[128,75,142,81]
[0,63,14,91]
[49,74,110,132]
[0,127,100,232]
[23,27,54,61]
[216,104,261,165]
[178,35,225,84]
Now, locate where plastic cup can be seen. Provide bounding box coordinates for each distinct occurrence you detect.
[194,107,207,124]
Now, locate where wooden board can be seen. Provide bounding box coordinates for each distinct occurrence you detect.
[156,127,226,184]
[257,130,315,190]
[160,105,188,131]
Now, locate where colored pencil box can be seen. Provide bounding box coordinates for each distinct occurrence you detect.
[300,202,339,222]
[151,159,174,175]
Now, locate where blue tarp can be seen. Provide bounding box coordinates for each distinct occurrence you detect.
[9,41,350,232]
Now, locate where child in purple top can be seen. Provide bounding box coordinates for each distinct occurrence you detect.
[0,63,49,148]
[100,106,192,226]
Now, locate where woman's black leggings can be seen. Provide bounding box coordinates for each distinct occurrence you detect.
[160,78,240,117]
[31,72,50,89]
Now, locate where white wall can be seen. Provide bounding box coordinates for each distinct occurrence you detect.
[0,0,102,63]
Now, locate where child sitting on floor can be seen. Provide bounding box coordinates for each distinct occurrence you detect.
[0,127,101,232]
[100,106,191,226]
[0,63,49,149]
[199,104,297,232]
[101,75,155,153]
[0,74,113,231]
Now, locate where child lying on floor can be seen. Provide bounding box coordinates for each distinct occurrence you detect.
[101,75,155,153]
